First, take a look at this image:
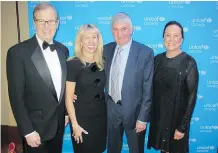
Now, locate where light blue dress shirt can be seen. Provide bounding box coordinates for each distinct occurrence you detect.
[109,39,132,99]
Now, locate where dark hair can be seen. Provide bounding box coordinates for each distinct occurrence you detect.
[163,21,184,39]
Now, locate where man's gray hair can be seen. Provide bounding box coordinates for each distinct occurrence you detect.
[33,2,58,20]
[111,12,133,28]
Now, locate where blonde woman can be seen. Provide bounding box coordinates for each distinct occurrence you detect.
[65,24,106,153]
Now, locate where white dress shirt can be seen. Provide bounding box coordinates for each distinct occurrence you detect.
[36,34,62,101]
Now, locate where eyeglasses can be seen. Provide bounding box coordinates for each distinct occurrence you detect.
[35,19,58,25]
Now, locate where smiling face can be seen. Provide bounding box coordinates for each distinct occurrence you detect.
[34,7,59,43]
[164,24,183,52]
[112,21,133,46]
[81,29,99,54]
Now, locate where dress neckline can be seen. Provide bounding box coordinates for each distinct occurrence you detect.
[165,52,184,60]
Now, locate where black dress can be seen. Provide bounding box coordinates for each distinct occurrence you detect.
[67,58,107,153]
[148,52,198,153]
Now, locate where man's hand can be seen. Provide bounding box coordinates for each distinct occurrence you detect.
[135,121,146,133]
[25,131,41,147]
[72,94,77,102]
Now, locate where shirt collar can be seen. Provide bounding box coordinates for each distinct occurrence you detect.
[35,34,54,51]
[116,38,132,51]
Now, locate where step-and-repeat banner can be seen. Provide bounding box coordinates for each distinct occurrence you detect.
[28,1,218,153]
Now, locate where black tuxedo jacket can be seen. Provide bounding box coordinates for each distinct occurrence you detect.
[6,35,69,141]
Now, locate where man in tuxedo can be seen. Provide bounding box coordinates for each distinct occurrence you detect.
[104,12,154,153]
[6,3,69,153]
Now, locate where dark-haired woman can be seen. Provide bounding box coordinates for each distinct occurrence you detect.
[147,21,199,153]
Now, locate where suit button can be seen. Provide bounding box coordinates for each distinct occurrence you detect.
[166,128,169,130]
[162,139,166,142]
[116,100,122,105]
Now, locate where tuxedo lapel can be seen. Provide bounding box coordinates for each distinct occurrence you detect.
[30,36,58,101]
[55,44,67,102]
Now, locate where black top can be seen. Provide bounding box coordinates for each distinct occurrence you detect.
[148,52,199,152]
[67,57,106,117]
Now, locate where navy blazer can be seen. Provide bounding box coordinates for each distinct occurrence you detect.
[104,40,154,129]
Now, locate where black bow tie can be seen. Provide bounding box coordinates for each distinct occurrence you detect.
[42,41,56,51]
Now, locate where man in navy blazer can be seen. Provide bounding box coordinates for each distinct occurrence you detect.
[104,12,154,153]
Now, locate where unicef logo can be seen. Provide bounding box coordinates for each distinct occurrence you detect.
[183,27,188,32]
[184,1,191,4]
[62,41,73,47]
[206,18,212,23]
[147,43,164,50]
[158,44,164,48]
[191,117,200,124]
[204,45,209,50]
[189,138,197,142]
[159,17,166,21]
[133,26,142,31]
[74,26,80,30]
[194,117,200,121]
[204,103,218,111]
[191,17,212,27]
[67,42,73,47]
[197,146,216,151]
[168,1,190,9]
[97,15,112,25]
[204,103,218,110]
[197,94,204,100]
[74,1,91,8]
[67,16,72,20]
[144,16,166,26]
[136,1,143,3]
[199,70,207,75]
[210,146,215,150]
[210,56,218,60]
[59,15,72,24]
[120,1,136,7]
[188,44,209,53]
[122,143,129,150]
[213,29,218,33]
[210,56,218,64]
[64,133,71,140]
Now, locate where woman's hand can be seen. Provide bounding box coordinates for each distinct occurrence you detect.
[72,125,88,143]
[174,129,185,140]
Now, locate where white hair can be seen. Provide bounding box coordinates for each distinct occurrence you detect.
[111,12,133,28]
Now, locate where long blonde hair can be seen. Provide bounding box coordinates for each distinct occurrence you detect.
[68,24,104,71]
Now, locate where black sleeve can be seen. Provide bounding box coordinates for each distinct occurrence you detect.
[6,46,34,136]
[177,59,199,133]
[66,59,81,82]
